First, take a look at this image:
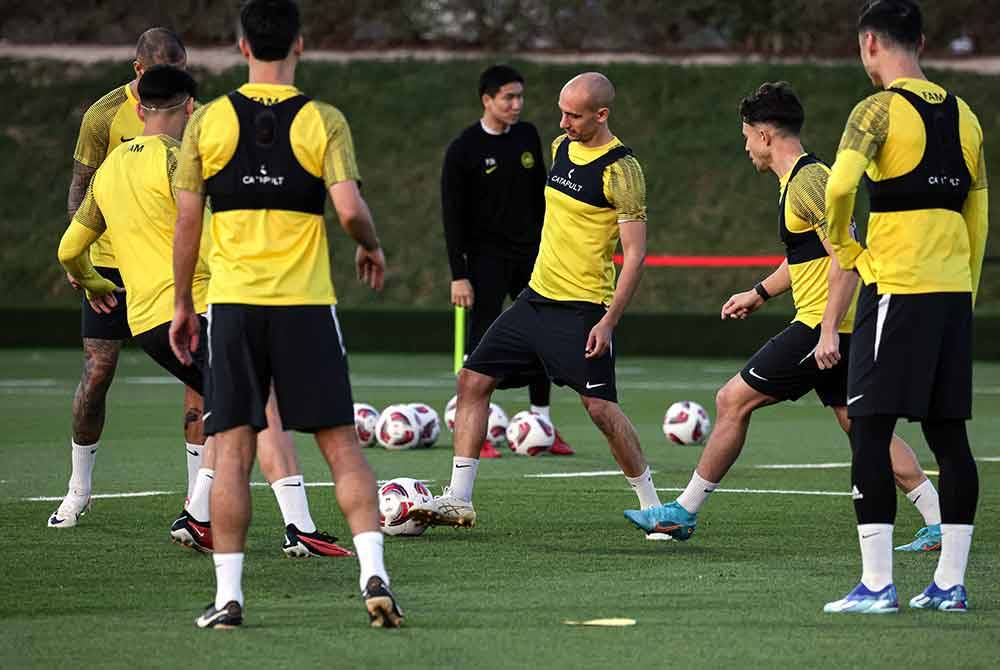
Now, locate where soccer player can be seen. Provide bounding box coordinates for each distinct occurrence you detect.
[56,64,352,560]
[823,0,986,614]
[623,82,942,551]
[49,28,195,528]
[442,64,574,457]
[170,0,401,629]
[413,72,665,535]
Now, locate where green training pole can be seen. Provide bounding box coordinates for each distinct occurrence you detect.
[453,305,466,375]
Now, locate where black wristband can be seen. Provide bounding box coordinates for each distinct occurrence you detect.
[754,282,771,301]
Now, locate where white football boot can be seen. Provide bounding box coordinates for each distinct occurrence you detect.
[408,487,476,528]
[47,492,92,528]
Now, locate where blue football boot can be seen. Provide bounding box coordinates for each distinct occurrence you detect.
[894,524,942,552]
[823,583,899,614]
[623,501,696,541]
[909,582,968,612]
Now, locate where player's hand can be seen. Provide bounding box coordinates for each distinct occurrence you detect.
[65,272,82,290]
[814,329,841,370]
[585,317,614,359]
[356,244,386,291]
[169,302,200,366]
[83,279,123,314]
[721,290,764,320]
[451,279,474,308]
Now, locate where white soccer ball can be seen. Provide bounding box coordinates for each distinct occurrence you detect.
[486,403,509,446]
[506,411,555,456]
[354,403,380,447]
[378,477,434,536]
[408,402,440,448]
[375,404,421,450]
[662,401,711,445]
[444,394,458,432]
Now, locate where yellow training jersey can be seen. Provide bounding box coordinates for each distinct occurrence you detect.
[829,78,988,295]
[174,83,360,306]
[73,83,144,269]
[779,156,856,333]
[530,135,646,305]
[72,135,211,336]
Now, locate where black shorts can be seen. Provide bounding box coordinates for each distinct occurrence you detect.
[740,321,850,406]
[204,304,355,435]
[848,282,972,420]
[80,267,131,340]
[464,287,617,402]
[467,253,535,351]
[133,316,208,394]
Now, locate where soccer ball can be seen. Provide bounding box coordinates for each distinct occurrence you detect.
[378,477,434,536]
[354,403,379,447]
[486,403,509,446]
[408,402,440,448]
[662,401,711,445]
[506,411,555,455]
[444,394,458,432]
[375,404,421,450]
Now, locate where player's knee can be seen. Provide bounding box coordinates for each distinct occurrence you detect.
[80,351,118,398]
[581,395,611,426]
[457,368,494,399]
[714,381,742,418]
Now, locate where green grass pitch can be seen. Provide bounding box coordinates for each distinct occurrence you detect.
[1,349,998,668]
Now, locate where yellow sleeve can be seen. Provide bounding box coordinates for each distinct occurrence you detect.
[58,219,118,298]
[965,145,989,305]
[605,155,646,223]
[550,135,567,161]
[175,104,208,194]
[72,88,127,168]
[312,103,361,187]
[837,92,893,161]
[825,150,872,281]
[788,164,829,240]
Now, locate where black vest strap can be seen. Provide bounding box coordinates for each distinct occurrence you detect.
[780,154,828,265]
[865,88,971,214]
[206,92,327,215]
[547,138,633,208]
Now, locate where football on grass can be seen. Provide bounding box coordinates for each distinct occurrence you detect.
[506,411,555,455]
[354,403,379,447]
[376,404,421,450]
[378,477,433,536]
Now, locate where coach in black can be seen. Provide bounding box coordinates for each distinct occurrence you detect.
[441,64,574,456]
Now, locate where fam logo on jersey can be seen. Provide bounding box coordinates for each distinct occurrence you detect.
[484,157,497,175]
[520,151,535,169]
[243,163,285,186]
[550,167,582,192]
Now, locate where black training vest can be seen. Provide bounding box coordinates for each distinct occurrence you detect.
[547,137,633,208]
[779,154,828,265]
[864,87,971,214]
[205,92,326,215]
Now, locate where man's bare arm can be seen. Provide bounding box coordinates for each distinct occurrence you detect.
[67,161,98,219]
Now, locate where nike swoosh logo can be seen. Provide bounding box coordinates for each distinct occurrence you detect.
[847,394,865,405]
[455,464,472,468]
[120,136,134,143]
[281,482,303,487]
[203,411,212,420]
[585,382,607,389]
[50,517,65,525]
[186,449,199,457]
[861,532,879,539]
[748,368,768,381]
[192,526,206,538]
[485,166,497,174]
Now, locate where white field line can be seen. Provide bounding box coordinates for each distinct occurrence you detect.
[525,470,629,478]
[755,462,851,469]
[655,487,849,496]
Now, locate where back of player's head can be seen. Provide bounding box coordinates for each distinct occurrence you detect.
[858,0,923,51]
[135,27,186,68]
[138,64,198,112]
[479,65,524,99]
[739,82,805,136]
[240,0,301,62]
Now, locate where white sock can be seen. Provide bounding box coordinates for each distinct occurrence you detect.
[271,474,316,533]
[934,524,974,589]
[68,440,98,496]
[530,405,551,420]
[186,468,214,522]
[676,471,718,514]
[625,467,660,509]
[449,457,479,502]
[353,531,389,592]
[905,479,941,526]
[213,552,245,609]
[858,524,894,591]
[185,443,203,500]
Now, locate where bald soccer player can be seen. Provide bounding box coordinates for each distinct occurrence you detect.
[412,73,666,538]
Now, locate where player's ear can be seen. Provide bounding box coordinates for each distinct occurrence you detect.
[595,107,609,124]
[136,103,146,123]
[133,60,143,79]
[185,97,195,117]
[238,37,251,60]
[293,34,304,56]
